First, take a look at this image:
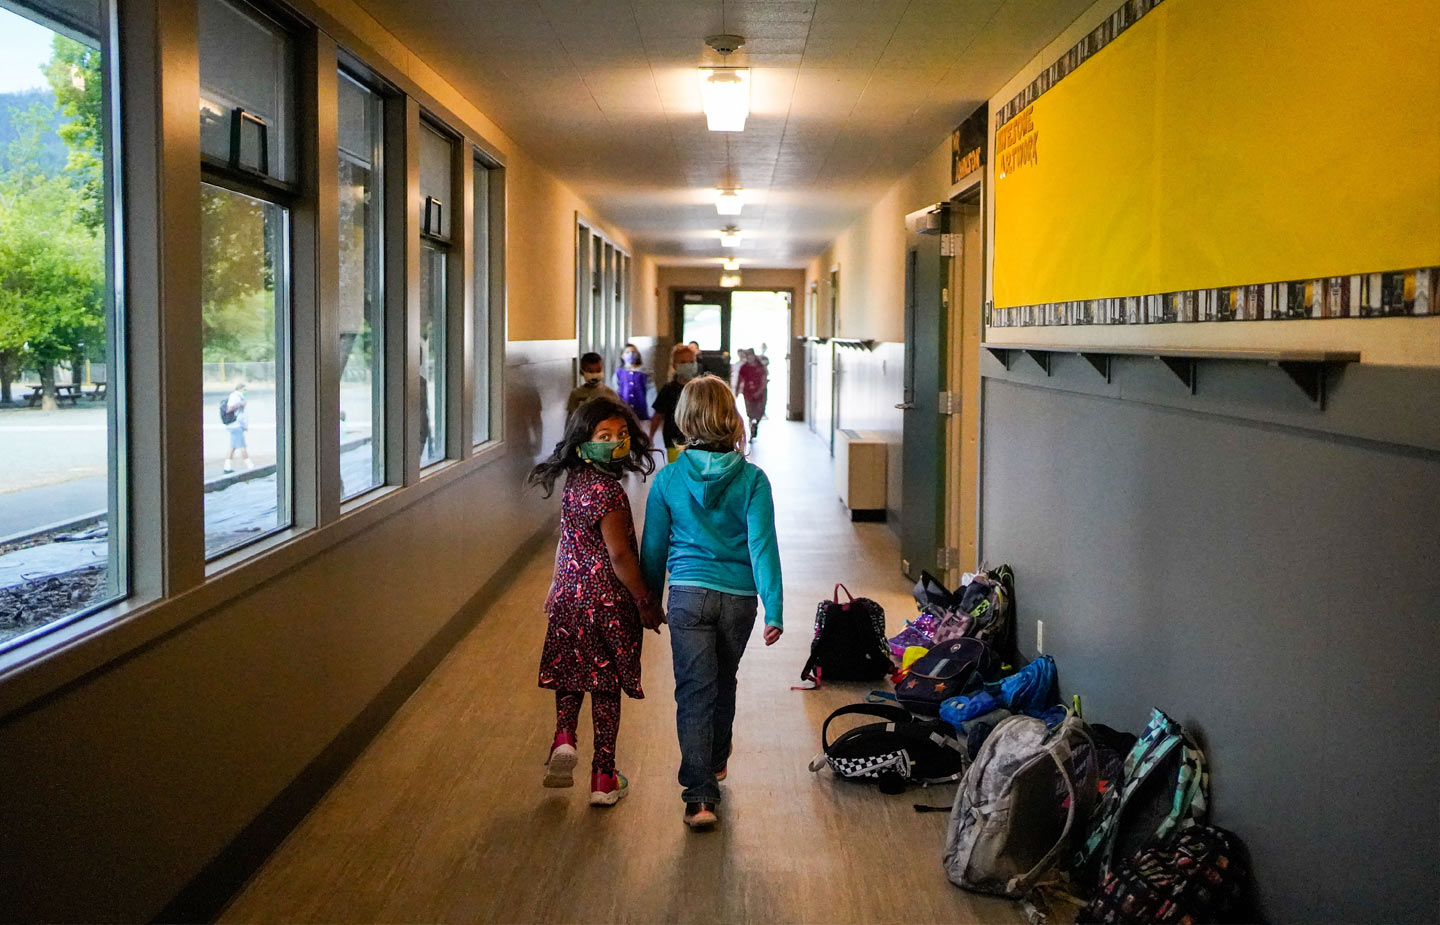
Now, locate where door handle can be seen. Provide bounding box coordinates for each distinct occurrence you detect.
[894,402,916,410]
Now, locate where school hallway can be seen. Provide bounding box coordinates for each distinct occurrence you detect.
[220,420,1019,923]
[4,0,1437,921]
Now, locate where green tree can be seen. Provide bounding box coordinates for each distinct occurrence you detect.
[0,102,103,410]
[42,36,104,231]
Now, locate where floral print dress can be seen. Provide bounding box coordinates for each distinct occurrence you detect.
[538,464,645,698]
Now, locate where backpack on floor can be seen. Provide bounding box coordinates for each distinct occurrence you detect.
[1077,708,1210,888]
[1080,824,1248,924]
[943,712,1099,898]
[799,584,892,683]
[895,637,1001,717]
[808,702,967,793]
[961,564,1016,659]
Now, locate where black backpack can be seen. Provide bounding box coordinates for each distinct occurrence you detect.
[808,702,967,793]
[218,397,238,425]
[894,637,1002,716]
[800,584,891,683]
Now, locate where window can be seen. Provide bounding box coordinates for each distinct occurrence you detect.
[575,221,629,379]
[0,1,124,648]
[198,0,296,558]
[336,70,384,498]
[418,123,451,467]
[471,155,491,445]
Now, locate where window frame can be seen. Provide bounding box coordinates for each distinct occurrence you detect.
[196,0,305,565]
[469,148,504,449]
[0,0,130,655]
[575,218,630,380]
[331,61,391,504]
[0,0,512,703]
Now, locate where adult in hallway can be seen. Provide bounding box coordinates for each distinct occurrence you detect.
[647,342,700,464]
[640,375,783,830]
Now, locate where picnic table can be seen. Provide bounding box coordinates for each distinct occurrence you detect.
[25,384,83,407]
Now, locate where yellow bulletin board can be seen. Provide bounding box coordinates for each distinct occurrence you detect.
[992,0,1440,310]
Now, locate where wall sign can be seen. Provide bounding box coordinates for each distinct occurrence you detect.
[950,104,987,185]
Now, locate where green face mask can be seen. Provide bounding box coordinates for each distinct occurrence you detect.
[577,436,630,464]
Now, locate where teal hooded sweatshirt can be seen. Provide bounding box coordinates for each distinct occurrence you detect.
[640,449,783,629]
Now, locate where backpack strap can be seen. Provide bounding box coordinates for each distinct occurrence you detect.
[820,702,913,752]
[1007,719,1097,896]
[833,583,854,605]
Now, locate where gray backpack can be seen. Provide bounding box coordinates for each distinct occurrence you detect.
[943,712,1098,898]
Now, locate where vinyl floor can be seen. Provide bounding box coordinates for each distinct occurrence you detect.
[222,420,1023,924]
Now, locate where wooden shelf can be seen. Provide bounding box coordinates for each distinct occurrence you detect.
[981,342,1361,408]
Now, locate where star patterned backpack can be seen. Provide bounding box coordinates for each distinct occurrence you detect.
[894,637,1002,716]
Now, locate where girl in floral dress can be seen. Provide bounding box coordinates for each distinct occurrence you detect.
[528,397,663,805]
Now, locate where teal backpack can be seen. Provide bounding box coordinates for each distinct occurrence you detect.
[1077,707,1209,886]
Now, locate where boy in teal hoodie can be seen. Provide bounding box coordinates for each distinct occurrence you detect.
[640,376,782,830]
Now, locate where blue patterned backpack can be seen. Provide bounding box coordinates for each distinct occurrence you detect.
[1077,708,1210,887]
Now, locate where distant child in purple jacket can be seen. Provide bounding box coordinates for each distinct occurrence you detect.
[614,343,651,421]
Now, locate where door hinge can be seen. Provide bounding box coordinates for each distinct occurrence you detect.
[937,390,959,414]
[941,286,950,307]
[940,233,961,257]
[936,546,962,571]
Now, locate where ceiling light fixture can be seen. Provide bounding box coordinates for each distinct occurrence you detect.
[700,68,750,131]
[700,35,749,132]
[720,272,742,288]
[719,225,742,247]
[722,258,740,271]
[715,188,744,215]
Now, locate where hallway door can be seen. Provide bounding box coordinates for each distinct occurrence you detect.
[899,207,949,581]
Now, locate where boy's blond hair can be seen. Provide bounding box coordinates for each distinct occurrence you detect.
[675,375,745,450]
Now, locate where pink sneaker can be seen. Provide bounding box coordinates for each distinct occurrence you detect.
[543,732,577,788]
[589,770,629,806]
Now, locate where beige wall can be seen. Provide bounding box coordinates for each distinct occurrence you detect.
[633,254,660,335]
[808,139,957,343]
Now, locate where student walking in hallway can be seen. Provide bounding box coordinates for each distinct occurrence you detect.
[529,399,661,806]
[640,377,783,829]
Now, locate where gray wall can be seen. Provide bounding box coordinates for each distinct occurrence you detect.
[979,353,1440,922]
[0,340,574,922]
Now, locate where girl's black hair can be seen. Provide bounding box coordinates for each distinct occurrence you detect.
[528,396,655,498]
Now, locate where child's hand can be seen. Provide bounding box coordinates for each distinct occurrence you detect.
[640,602,666,633]
[763,625,782,646]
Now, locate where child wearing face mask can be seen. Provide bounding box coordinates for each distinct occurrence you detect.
[649,343,701,464]
[567,351,621,417]
[614,343,651,422]
[528,397,663,806]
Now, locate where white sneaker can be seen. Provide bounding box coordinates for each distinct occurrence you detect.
[543,736,578,788]
[222,463,233,473]
[244,458,255,470]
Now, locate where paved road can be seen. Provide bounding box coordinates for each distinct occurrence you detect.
[0,477,107,539]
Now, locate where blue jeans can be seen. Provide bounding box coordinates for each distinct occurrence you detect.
[667,585,759,804]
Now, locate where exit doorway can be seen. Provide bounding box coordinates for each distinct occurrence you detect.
[672,288,793,412]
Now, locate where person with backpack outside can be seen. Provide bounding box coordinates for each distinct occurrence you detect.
[528,397,662,806]
[222,382,252,473]
[648,343,701,464]
[640,376,782,829]
[613,343,651,422]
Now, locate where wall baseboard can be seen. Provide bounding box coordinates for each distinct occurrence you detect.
[158,516,559,924]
